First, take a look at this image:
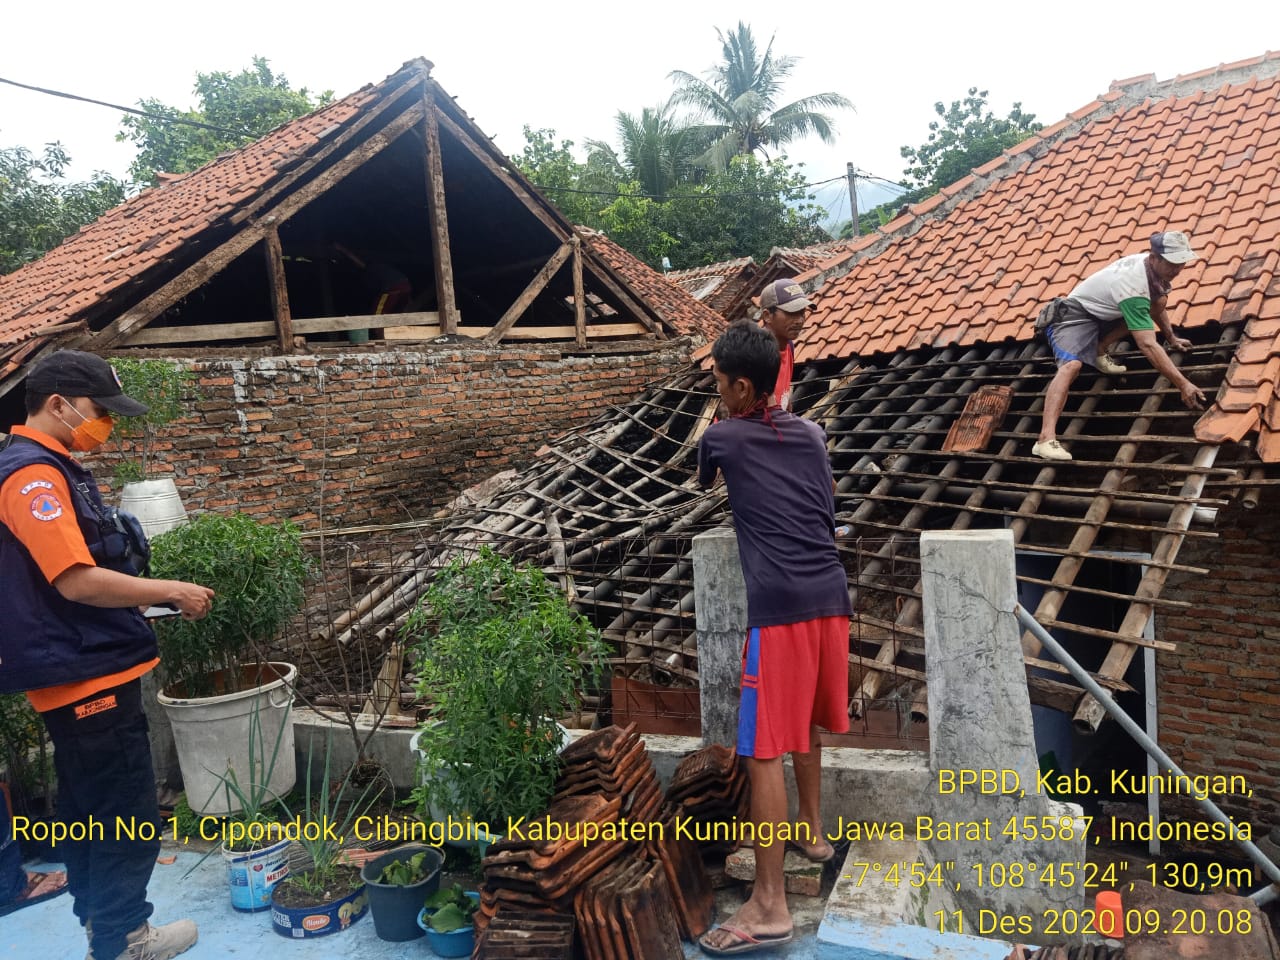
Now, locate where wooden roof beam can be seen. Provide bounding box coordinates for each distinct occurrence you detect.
[81,102,426,351]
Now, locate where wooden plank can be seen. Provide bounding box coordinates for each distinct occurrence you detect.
[432,109,667,340]
[263,228,294,352]
[422,86,460,334]
[572,235,586,348]
[126,316,648,346]
[85,102,426,350]
[1073,443,1218,731]
[228,74,422,228]
[484,240,574,343]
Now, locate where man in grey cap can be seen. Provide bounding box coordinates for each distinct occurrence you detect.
[1033,231,1206,461]
[758,278,814,411]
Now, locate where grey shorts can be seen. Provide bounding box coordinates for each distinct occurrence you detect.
[1045,299,1108,369]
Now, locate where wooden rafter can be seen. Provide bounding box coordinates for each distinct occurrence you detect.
[263,227,294,352]
[485,240,574,343]
[79,102,427,351]
[422,84,460,334]
[429,108,667,339]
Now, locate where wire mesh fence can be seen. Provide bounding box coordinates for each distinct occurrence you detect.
[271,530,928,751]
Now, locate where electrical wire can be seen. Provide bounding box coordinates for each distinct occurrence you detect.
[533,173,847,201]
[0,75,256,139]
[2,72,880,202]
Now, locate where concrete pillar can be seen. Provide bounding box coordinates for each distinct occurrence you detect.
[920,529,1086,943]
[693,527,747,748]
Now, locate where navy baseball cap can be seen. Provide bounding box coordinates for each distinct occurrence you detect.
[27,350,149,416]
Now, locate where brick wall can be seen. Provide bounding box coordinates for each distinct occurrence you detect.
[1158,491,1280,832]
[92,342,691,529]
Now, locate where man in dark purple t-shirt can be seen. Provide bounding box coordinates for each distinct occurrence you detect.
[696,321,851,956]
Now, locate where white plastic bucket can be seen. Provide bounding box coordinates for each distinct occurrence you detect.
[119,478,188,540]
[158,663,297,817]
[223,836,290,912]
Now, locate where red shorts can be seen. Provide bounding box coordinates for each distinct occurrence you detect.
[737,615,850,759]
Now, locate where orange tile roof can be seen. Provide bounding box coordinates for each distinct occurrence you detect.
[787,53,1280,460]
[580,232,727,340]
[770,239,855,273]
[0,78,386,351]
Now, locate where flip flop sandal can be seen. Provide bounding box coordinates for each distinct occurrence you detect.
[785,837,835,863]
[698,924,794,956]
[0,870,69,918]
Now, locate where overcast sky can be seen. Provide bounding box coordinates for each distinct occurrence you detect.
[3,0,1275,228]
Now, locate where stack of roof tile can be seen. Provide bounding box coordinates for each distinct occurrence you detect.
[473,908,575,958]
[476,724,709,956]
[664,743,750,854]
[575,857,684,960]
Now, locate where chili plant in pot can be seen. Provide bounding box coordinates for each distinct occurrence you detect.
[150,512,307,816]
[405,547,609,842]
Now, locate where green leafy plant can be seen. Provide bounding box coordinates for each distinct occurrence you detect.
[208,698,292,852]
[149,512,307,695]
[276,733,380,898]
[406,547,609,825]
[109,358,196,484]
[423,884,478,933]
[376,850,434,887]
[0,694,53,818]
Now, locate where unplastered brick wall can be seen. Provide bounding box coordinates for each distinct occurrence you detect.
[95,342,691,529]
[1157,492,1280,832]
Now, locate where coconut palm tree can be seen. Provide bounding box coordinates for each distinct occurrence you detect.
[669,22,852,171]
[585,99,710,198]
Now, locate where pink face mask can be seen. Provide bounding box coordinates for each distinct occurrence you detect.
[57,399,114,452]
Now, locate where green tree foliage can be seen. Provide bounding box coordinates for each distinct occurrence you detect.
[900,87,1041,193]
[118,57,332,184]
[658,156,827,267]
[516,129,826,270]
[584,100,710,197]
[0,143,126,274]
[669,22,852,171]
[513,127,619,227]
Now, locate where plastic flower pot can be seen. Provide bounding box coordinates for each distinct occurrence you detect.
[360,845,443,942]
[417,891,480,958]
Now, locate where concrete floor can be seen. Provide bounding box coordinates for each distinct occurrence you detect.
[4,851,824,960]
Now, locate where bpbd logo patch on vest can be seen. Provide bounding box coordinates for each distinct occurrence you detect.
[29,491,63,522]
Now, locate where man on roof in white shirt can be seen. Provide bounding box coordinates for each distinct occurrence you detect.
[1032,231,1206,461]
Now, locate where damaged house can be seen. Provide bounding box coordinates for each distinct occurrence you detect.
[0,59,723,527]
[338,53,1280,835]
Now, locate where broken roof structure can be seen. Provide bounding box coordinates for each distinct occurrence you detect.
[305,57,1280,752]
[0,59,722,408]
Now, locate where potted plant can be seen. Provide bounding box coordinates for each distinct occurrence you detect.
[110,358,195,539]
[405,547,609,840]
[269,734,380,939]
[360,845,444,941]
[150,512,308,816]
[417,884,480,957]
[203,701,294,912]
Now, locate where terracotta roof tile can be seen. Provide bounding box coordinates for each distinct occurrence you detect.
[580,232,725,340]
[0,79,382,347]
[779,55,1280,458]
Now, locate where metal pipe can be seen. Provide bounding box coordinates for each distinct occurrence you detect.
[1014,603,1280,901]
